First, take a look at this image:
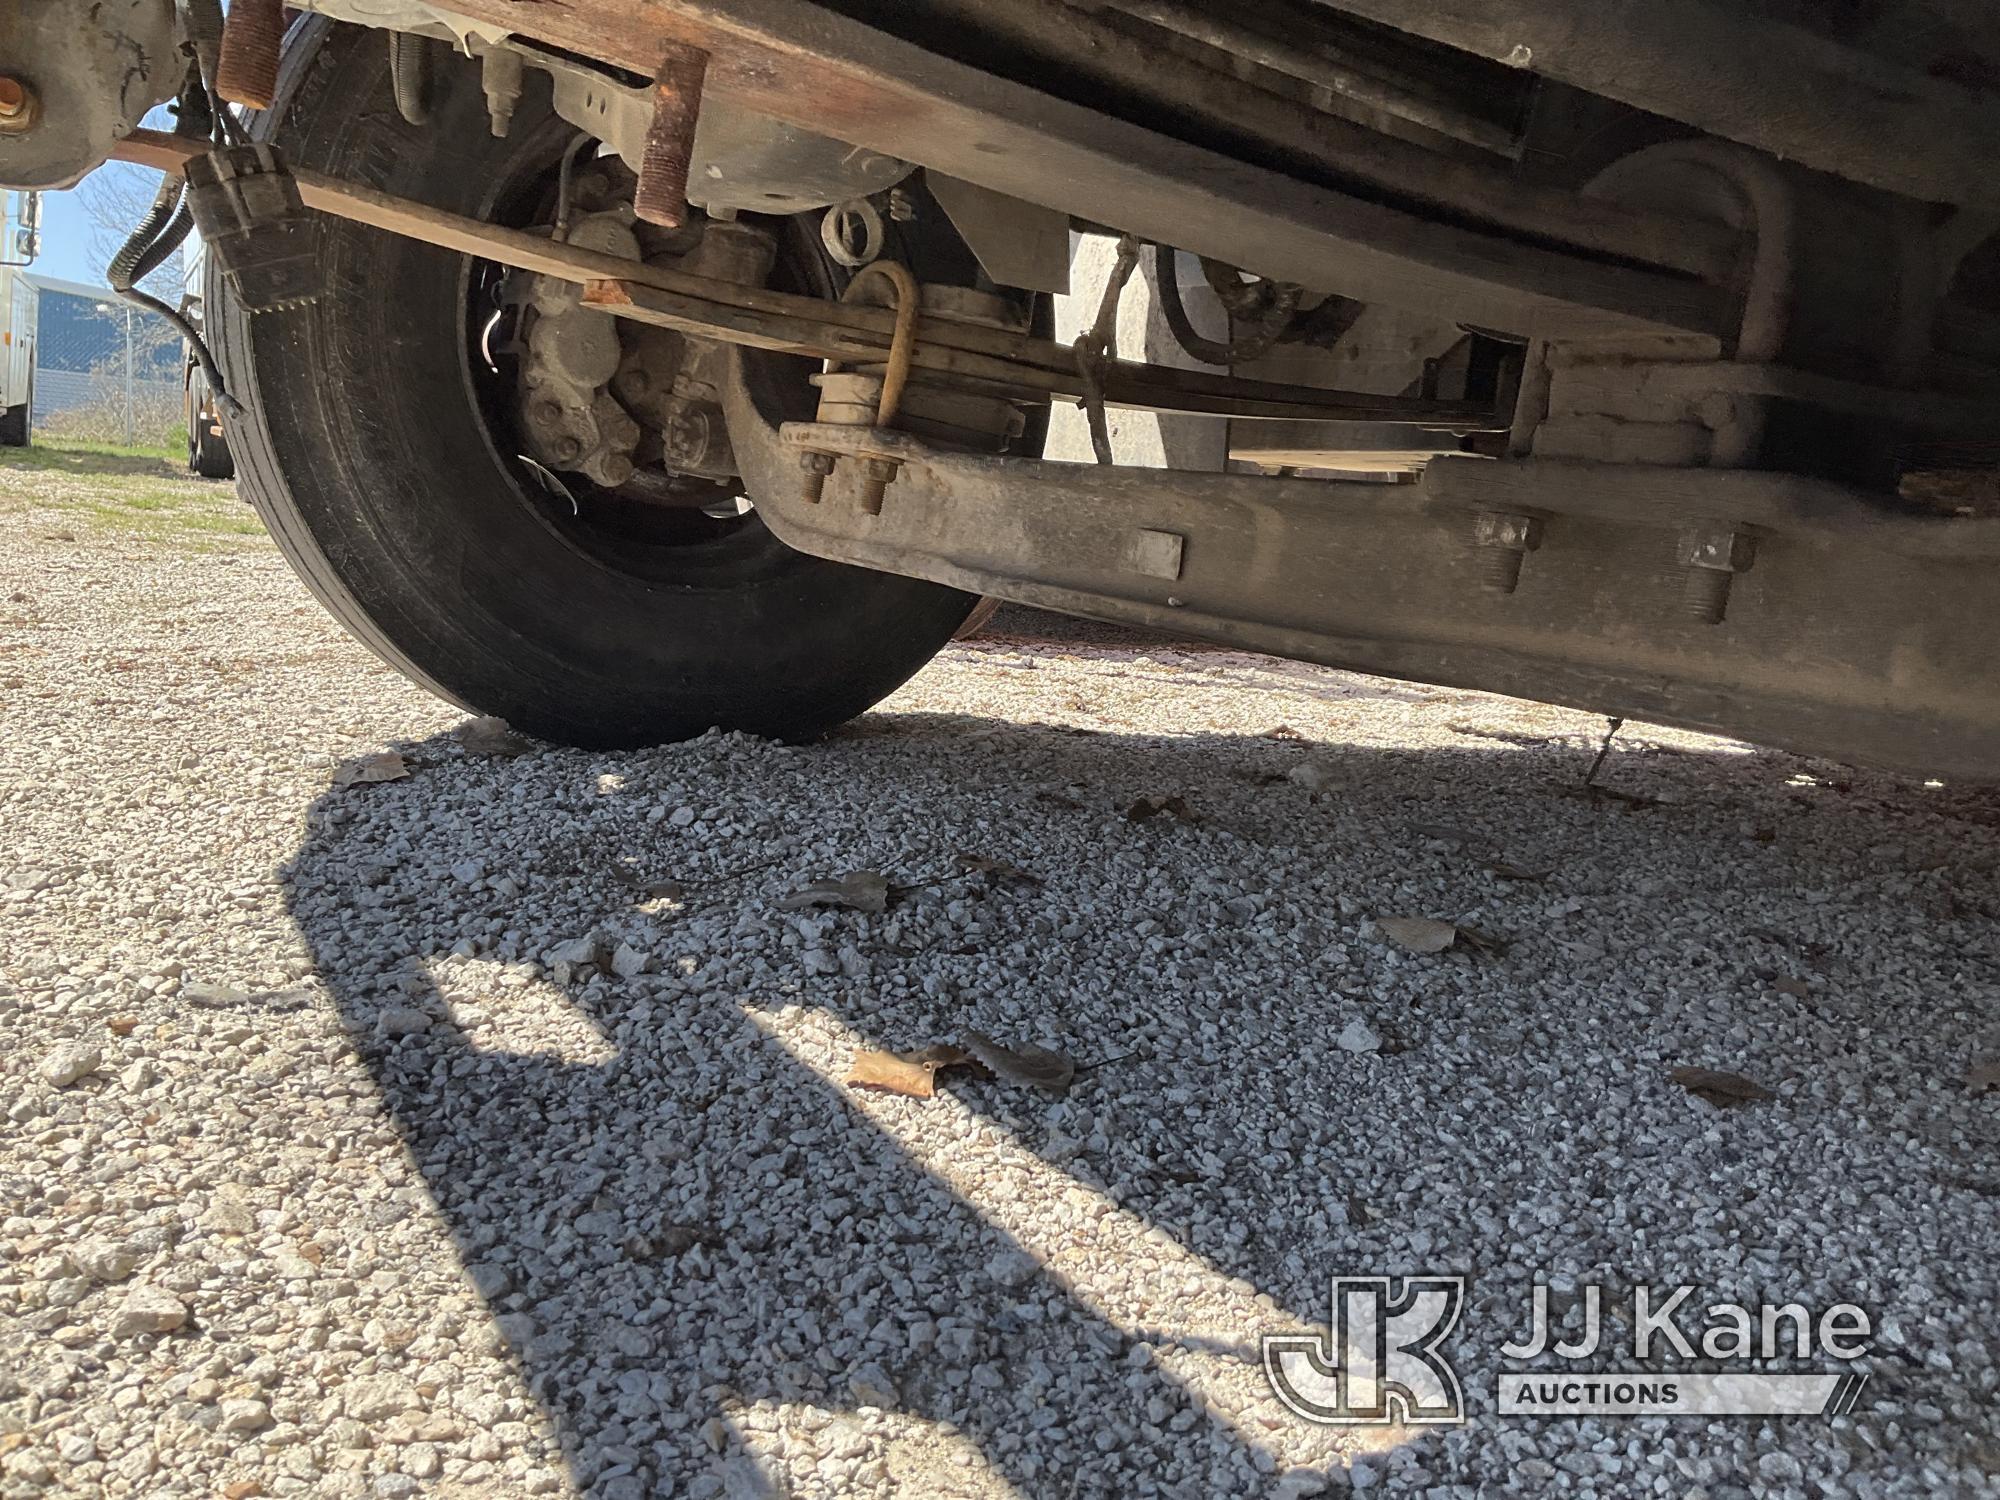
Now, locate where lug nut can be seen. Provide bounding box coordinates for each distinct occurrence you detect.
[857,457,899,516]
[798,451,836,504]
[1470,510,1542,595]
[0,76,39,134]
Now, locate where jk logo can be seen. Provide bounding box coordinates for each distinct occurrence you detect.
[1263,1276,1466,1425]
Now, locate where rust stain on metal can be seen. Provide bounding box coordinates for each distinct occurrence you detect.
[704,52,937,144]
[215,0,284,109]
[368,0,942,160]
[634,42,709,229]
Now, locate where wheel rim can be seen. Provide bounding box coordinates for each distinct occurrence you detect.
[456,123,824,590]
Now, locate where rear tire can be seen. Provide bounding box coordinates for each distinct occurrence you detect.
[213,20,984,748]
[0,399,27,447]
[186,368,235,479]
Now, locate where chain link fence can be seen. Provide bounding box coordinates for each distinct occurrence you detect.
[30,280,183,448]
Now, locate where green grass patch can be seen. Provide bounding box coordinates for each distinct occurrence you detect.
[0,434,266,549]
[77,501,266,542]
[0,433,187,481]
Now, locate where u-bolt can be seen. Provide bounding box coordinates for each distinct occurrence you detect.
[804,261,922,515]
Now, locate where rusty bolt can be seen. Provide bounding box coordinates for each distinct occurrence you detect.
[634,44,709,230]
[798,451,836,505]
[1470,510,1543,595]
[0,77,39,134]
[857,457,899,516]
[215,0,284,110]
[551,435,583,465]
[1675,524,1756,625]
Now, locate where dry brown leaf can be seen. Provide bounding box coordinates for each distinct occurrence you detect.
[1125,794,1195,824]
[105,1016,139,1037]
[223,1482,264,1500]
[1376,916,1461,954]
[847,1052,939,1098]
[1490,860,1555,882]
[1669,1066,1775,1108]
[962,1029,1075,1094]
[332,751,409,789]
[0,1435,27,1456]
[1966,1059,2000,1094]
[1771,976,1811,998]
[1263,724,1306,741]
[456,716,536,757]
[956,853,1041,888]
[778,871,891,914]
[846,1043,977,1099]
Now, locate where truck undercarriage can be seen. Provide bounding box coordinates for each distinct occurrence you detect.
[6,0,1999,776]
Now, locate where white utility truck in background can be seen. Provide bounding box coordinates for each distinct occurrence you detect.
[0,188,39,446]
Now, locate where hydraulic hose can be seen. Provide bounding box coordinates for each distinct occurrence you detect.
[388,32,433,127]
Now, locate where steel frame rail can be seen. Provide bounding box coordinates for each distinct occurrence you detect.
[325,0,1739,344]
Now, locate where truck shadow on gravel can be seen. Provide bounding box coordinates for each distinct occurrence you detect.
[280,713,1999,1498]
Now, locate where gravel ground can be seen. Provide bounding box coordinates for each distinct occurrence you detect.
[3,455,1999,1499]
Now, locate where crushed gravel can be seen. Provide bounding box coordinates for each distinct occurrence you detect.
[3,491,1999,1499]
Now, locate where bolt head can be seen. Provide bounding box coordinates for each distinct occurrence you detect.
[1472,511,1540,551]
[664,406,708,459]
[799,451,836,476]
[1677,526,1755,572]
[862,457,900,482]
[0,76,38,132]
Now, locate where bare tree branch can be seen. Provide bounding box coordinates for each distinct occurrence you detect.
[75,162,186,303]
